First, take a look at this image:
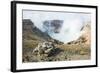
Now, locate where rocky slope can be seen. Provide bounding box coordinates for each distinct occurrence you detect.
[23,19,52,41]
[80,23,91,45]
[22,19,63,49]
[67,23,91,45]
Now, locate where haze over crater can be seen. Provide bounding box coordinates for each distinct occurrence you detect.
[23,10,91,43]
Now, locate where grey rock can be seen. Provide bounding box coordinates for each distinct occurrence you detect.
[32,41,55,56]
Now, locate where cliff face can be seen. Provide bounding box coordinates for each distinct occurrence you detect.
[80,23,91,45]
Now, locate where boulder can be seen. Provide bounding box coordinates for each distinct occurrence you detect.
[32,41,55,56]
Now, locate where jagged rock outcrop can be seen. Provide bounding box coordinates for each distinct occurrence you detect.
[32,41,55,57]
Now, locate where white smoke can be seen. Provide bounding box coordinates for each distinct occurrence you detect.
[23,10,91,43]
[49,18,83,43]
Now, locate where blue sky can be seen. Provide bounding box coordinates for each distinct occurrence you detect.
[23,10,91,43]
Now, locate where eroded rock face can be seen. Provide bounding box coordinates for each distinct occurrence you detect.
[80,24,91,45]
[32,41,55,56]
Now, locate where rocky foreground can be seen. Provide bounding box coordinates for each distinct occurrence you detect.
[23,41,90,62]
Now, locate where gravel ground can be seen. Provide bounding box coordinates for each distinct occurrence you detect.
[22,47,90,63]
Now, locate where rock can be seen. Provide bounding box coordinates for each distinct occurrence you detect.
[32,41,55,56]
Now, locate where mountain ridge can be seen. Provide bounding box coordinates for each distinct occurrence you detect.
[66,23,91,45]
[22,19,63,49]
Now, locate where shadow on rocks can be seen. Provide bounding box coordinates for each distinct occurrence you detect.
[48,48,63,57]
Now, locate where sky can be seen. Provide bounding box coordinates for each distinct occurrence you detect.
[23,10,91,43]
